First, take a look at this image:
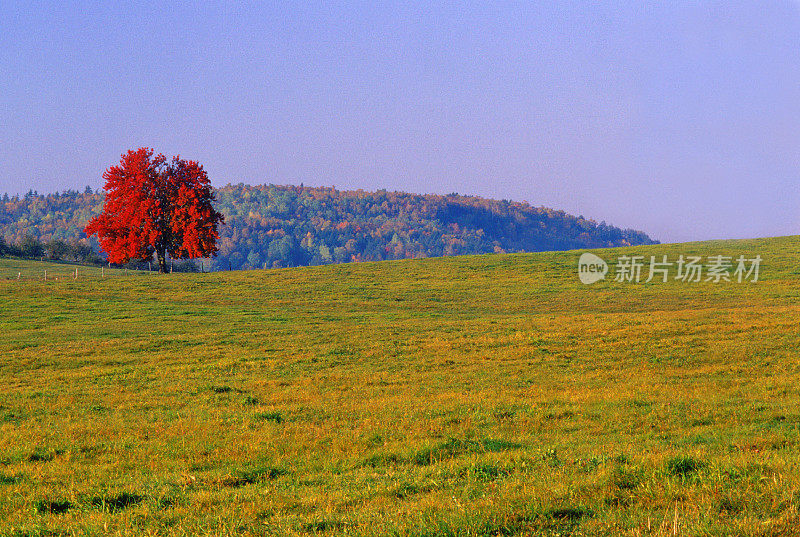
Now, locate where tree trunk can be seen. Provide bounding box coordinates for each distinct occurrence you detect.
[157,249,167,274]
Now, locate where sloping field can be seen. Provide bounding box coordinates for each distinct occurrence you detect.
[1,237,799,536]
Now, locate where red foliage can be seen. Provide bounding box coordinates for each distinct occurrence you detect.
[85,148,224,272]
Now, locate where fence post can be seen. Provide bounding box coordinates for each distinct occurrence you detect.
[75,268,78,280]
[44,270,47,281]
[101,266,104,278]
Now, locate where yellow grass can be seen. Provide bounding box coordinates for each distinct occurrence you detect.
[1,236,799,535]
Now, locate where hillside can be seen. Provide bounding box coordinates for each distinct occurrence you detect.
[1,185,656,269]
[1,236,799,535]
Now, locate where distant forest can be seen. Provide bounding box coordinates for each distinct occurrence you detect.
[0,184,657,270]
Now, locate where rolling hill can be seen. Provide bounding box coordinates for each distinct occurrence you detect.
[1,236,799,534]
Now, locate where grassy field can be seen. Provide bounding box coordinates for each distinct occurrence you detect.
[1,236,800,536]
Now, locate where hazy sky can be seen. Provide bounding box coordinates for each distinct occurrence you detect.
[2,1,799,242]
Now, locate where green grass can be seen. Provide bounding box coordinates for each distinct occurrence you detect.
[1,236,800,535]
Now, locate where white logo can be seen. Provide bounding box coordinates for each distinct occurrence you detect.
[576,252,761,284]
[578,252,608,284]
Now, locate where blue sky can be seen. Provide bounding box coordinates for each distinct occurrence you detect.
[1,1,799,242]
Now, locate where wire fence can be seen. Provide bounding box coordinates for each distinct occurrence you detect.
[0,262,166,281]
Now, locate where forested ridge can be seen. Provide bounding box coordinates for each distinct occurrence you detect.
[0,184,657,269]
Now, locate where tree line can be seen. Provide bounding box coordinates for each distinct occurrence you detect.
[0,234,102,264]
[0,184,658,270]
[0,234,202,272]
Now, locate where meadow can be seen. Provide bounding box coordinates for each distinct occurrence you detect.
[1,236,800,536]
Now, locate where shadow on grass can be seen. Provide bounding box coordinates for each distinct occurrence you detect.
[34,499,72,514]
[218,466,287,488]
[90,492,144,512]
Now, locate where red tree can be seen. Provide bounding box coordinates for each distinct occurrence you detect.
[85,148,225,273]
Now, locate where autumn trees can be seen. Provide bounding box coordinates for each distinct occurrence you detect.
[85,148,224,273]
[6,181,657,271]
